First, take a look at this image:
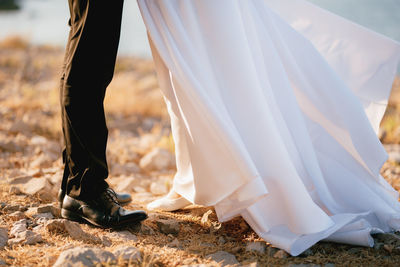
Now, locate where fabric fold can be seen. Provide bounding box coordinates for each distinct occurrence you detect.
[138,0,400,256]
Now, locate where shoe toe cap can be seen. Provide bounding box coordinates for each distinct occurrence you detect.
[119,209,148,223]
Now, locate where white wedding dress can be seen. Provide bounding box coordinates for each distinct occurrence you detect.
[137,0,400,256]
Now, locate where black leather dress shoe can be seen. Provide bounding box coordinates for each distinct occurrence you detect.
[61,188,147,228]
[58,189,132,207]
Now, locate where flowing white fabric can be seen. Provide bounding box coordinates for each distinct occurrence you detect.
[137,0,400,256]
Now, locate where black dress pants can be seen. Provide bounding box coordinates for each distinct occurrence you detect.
[60,0,124,200]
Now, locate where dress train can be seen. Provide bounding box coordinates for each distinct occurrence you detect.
[138,0,400,255]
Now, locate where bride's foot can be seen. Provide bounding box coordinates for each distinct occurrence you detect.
[147,190,191,211]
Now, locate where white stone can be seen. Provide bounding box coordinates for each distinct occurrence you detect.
[132,192,157,204]
[169,238,181,248]
[8,230,43,246]
[150,181,169,195]
[113,246,142,261]
[115,178,137,193]
[10,219,27,237]
[27,169,44,178]
[22,178,55,202]
[206,251,239,266]
[31,136,48,146]
[139,147,175,172]
[53,247,116,267]
[109,175,140,193]
[388,151,400,164]
[31,136,61,158]
[45,219,100,243]
[8,121,31,134]
[107,231,138,242]
[0,227,8,249]
[30,153,55,169]
[273,249,289,259]
[156,219,180,235]
[8,175,33,185]
[34,212,54,221]
[245,241,267,254]
[137,134,159,152]
[111,162,140,176]
[140,225,155,235]
[32,224,44,233]
[142,118,157,132]
[9,186,23,195]
[37,204,60,217]
[23,230,43,245]
[101,236,112,247]
[48,171,63,189]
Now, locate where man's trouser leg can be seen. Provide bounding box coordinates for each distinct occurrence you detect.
[60,0,124,200]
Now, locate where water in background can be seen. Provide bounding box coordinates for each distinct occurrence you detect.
[0,0,149,56]
[0,0,399,58]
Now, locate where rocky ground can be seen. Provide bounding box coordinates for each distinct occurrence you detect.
[1,36,400,266]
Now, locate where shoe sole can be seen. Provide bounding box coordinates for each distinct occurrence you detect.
[61,208,148,229]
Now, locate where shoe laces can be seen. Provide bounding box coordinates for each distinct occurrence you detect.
[104,188,119,206]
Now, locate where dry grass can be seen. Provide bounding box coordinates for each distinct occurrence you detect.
[1,36,400,266]
[381,77,400,143]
